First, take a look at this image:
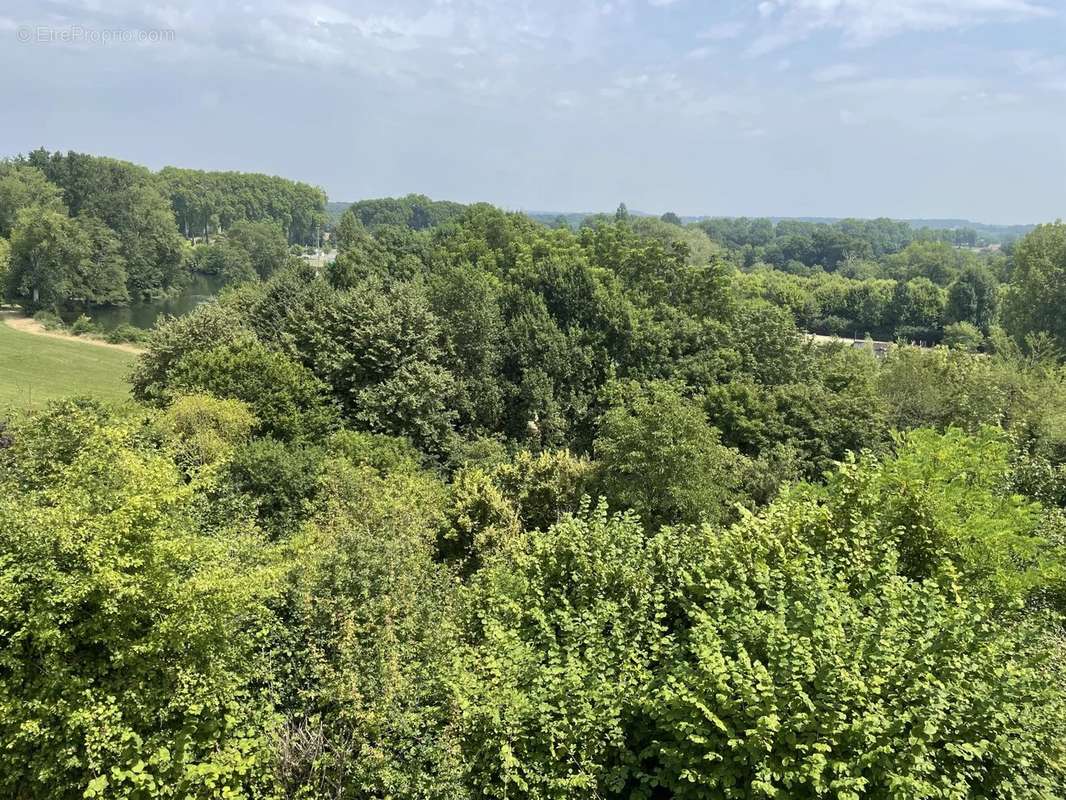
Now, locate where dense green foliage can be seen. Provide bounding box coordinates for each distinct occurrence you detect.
[6,179,1066,797]
[344,193,467,231]
[0,162,65,238]
[682,216,1024,347]
[340,201,1033,348]
[0,150,326,310]
[0,145,1046,355]
[1005,222,1066,353]
[22,150,185,299]
[734,241,1010,344]
[0,401,282,799]
[7,206,129,306]
[159,166,327,244]
[4,396,1066,798]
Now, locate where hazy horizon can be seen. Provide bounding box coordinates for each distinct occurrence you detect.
[0,142,1049,226]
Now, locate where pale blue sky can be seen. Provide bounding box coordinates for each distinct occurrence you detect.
[1,0,1064,222]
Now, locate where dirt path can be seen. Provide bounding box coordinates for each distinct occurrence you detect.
[0,312,146,354]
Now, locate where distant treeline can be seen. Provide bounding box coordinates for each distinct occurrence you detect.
[334,197,1018,347]
[336,193,468,230]
[530,211,1030,245]
[696,216,1011,265]
[160,166,326,244]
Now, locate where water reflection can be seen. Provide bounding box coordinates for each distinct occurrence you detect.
[59,273,227,331]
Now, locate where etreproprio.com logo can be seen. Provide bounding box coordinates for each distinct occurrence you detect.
[16,25,176,44]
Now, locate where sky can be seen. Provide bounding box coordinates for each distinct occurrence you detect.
[1,0,1064,223]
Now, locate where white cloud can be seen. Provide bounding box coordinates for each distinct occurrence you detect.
[1013,49,1066,92]
[0,0,638,102]
[597,69,753,121]
[749,0,1053,53]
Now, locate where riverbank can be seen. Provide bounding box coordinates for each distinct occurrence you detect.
[0,311,145,354]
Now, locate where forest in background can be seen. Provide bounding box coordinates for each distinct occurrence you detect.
[0,150,326,309]
[4,154,1066,797]
[526,209,1033,245]
[0,150,1044,351]
[335,194,1031,348]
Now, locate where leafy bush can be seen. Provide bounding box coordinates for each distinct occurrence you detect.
[326,428,424,474]
[454,430,1066,799]
[848,427,1063,607]
[943,320,984,351]
[457,508,671,798]
[646,499,1066,799]
[276,458,463,799]
[32,308,65,330]
[0,410,283,799]
[491,448,594,531]
[130,302,251,404]
[166,337,339,441]
[69,313,96,336]
[877,345,1066,435]
[440,465,521,574]
[151,393,257,469]
[0,398,112,489]
[105,323,149,344]
[228,437,325,535]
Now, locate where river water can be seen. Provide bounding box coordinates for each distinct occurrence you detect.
[58,274,227,331]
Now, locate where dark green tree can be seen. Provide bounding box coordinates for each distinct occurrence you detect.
[946,264,999,332]
[0,162,65,238]
[70,215,129,305]
[1005,222,1066,352]
[7,207,87,307]
[594,380,749,527]
[227,219,291,280]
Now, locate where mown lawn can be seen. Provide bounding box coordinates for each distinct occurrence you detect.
[0,321,135,410]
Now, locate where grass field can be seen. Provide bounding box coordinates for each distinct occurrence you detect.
[0,321,136,411]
